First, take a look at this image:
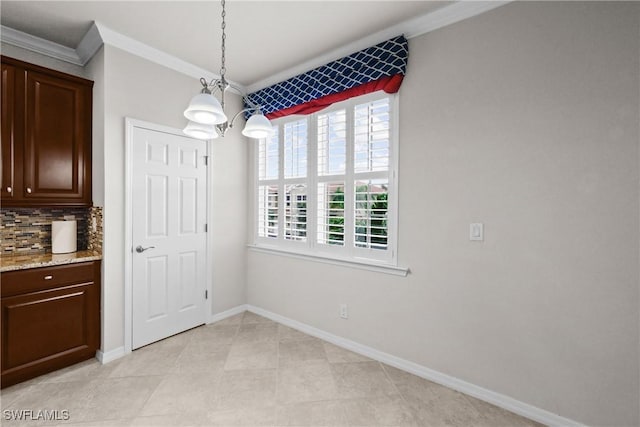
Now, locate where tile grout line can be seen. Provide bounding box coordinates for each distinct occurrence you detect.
[319,331,351,427]
[220,312,246,413]
[274,321,282,424]
[380,362,422,426]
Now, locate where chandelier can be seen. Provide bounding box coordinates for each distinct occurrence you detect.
[183,0,272,140]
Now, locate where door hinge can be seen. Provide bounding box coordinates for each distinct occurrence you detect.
[203,155,209,166]
[204,224,208,232]
[205,290,208,299]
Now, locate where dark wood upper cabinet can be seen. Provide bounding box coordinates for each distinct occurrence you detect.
[1,62,17,201]
[1,56,93,207]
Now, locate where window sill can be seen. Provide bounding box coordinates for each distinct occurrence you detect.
[247,244,410,277]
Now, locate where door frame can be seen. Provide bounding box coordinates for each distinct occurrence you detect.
[123,118,213,354]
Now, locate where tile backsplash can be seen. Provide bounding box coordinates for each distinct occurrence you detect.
[87,206,103,253]
[0,207,103,255]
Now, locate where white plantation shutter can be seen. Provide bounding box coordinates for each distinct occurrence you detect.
[257,185,278,238]
[354,98,390,173]
[318,110,347,176]
[255,92,396,264]
[258,128,279,180]
[352,98,390,256]
[285,184,307,241]
[317,108,347,249]
[355,179,388,250]
[317,182,345,246]
[257,130,281,239]
[284,119,307,179]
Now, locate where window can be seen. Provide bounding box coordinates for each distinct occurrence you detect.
[254,92,397,265]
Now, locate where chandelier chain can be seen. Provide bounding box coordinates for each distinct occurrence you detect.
[220,0,226,80]
[185,0,271,140]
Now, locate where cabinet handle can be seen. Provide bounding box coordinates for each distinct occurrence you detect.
[26,187,32,194]
[44,275,53,280]
[6,186,11,193]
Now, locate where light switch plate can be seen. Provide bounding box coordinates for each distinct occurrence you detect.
[470,223,484,241]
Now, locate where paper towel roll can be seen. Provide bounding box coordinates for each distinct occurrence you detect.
[52,220,77,254]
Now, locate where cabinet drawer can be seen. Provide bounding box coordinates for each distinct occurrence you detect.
[1,262,95,297]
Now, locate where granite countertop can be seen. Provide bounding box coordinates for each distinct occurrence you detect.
[0,250,103,272]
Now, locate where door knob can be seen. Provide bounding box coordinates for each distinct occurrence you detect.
[6,186,11,193]
[26,187,32,194]
[135,245,155,253]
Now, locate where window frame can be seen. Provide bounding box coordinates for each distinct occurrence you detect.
[252,91,401,269]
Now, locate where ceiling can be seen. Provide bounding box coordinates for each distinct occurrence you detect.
[0,1,451,87]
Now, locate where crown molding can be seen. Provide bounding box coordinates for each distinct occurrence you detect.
[0,1,510,94]
[93,21,244,92]
[0,25,83,65]
[403,0,511,39]
[75,22,103,65]
[246,1,511,93]
[0,20,242,92]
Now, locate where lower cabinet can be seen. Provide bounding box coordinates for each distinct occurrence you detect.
[1,260,101,388]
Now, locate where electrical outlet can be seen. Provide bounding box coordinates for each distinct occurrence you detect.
[340,304,348,319]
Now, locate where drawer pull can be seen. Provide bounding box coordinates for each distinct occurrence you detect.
[44,275,53,280]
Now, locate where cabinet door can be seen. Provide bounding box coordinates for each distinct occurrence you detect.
[0,261,101,388]
[23,70,91,205]
[1,62,17,200]
[1,282,99,385]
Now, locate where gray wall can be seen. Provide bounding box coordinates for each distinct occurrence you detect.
[97,45,248,351]
[246,2,640,426]
[85,46,105,208]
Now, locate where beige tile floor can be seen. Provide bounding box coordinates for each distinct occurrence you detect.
[1,311,543,427]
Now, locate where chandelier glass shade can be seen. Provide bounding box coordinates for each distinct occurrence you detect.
[183,120,219,140]
[183,0,273,140]
[242,113,273,139]
[184,92,227,125]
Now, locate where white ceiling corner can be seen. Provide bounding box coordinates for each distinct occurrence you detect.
[247,0,512,93]
[1,1,511,94]
[75,22,102,65]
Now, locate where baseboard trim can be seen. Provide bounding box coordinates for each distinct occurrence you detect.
[207,304,249,324]
[96,346,126,364]
[246,305,585,427]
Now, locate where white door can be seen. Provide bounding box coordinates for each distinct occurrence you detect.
[131,125,207,349]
